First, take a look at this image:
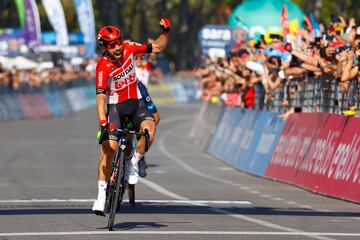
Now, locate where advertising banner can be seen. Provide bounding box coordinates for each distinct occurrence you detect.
[199,25,232,59]
[41,0,69,46]
[45,91,69,117]
[16,94,37,119]
[81,86,96,108]
[73,0,96,57]
[3,94,23,120]
[31,93,52,118]
[246,112,286,176]
[315,116,360,202]
[14,0,25,28]
[292,114,346,191]
[208,107,243,161]
[65,88,88,111]
[0,96,10,121]
[265,113,327,183]
[24,0,41,50]
[189,103,225,152]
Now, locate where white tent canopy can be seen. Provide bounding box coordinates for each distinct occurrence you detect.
[1,56,38,70]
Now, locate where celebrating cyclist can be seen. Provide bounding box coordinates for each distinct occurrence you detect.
[92,18,170,215]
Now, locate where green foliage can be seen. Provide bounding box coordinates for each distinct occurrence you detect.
[5,0,360,69]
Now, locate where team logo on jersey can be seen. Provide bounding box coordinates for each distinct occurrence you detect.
[98,71,103,86]
[128,41,142,46]
[113,64,134,80]
[114,73,136,90]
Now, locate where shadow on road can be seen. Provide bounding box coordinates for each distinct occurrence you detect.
[1,204,359,218]
[113,221,168,230]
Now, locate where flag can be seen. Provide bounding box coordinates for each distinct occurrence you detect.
[14,0,25,28]
[281,4,290,37]
[304,15,314,33]
[24,0,41,50]
[41,0,69,46]
[73,0,96,58]
[310,12,321,37]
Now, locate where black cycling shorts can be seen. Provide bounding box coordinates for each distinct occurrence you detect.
[105,99,155,142]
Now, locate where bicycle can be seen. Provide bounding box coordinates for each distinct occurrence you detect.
[98,117,150,231]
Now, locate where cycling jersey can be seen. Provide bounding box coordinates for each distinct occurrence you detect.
[138,80,157,114]
[96,41,152,104]
[135,62,151,87]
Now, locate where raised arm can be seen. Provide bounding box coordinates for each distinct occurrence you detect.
[152,18,171,53]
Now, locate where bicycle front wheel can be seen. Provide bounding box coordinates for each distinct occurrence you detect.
[128,183,135,206]
[107,151,125,231]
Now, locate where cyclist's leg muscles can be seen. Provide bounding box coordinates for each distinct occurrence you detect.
[98,140,118,180]
[99,104,122,180]
[138,120,156,154]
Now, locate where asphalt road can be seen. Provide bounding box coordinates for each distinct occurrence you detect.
[0,103,360,240]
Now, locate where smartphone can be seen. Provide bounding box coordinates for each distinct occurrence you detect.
[322,35,335,42]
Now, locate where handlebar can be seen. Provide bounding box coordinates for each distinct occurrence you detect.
[98,127,150,152]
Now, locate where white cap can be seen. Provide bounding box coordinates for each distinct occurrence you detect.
[356,26,360,35]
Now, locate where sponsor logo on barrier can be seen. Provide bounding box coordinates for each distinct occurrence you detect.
[256,133,275,154]
[306,131,339,176]
[240,129,255,149]
[266,113,360,203]
[329,134,360,181]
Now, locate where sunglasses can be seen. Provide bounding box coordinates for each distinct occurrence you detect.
[107,39,121,49]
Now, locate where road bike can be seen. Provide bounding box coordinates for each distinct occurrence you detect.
[99,117,149,231]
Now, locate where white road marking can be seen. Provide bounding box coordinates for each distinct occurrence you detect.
[300,205,314,209]
[219,167,233,171]
[272,198,284,201]
[285,201,298,205]
[250,190,260,194]
[139,178,188,200]
[260,194,271,198]
[0,199,251,205]
[1,231,360,237]
[157,120,337,240]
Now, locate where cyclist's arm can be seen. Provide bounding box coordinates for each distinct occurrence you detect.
[95,62,110,121]
[151,31,169,53]
[151,18,170,53]
[96,94,107,121]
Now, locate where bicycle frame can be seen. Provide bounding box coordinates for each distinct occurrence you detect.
[104,124,150,231]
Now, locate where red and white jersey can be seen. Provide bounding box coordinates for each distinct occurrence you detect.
[96,41,150,104]
[135,62,151,87]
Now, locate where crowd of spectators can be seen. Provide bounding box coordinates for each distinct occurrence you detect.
[195,16,360,117]
[0,58,96,94]
[0,37,165,95]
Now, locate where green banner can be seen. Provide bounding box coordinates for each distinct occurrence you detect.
[14,0,25,28]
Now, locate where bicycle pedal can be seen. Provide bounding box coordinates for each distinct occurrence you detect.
[93,210,105,217]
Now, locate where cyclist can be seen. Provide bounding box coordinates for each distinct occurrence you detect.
[92,18,170,215]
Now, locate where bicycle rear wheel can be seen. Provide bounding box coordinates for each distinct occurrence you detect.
[107,151,125,231]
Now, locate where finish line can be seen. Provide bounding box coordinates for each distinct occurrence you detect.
[1,230,360,237]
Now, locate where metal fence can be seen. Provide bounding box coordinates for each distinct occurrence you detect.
[257,74,360,115]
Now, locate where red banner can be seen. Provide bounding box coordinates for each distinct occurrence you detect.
[319,117,360,201]
[265,113,327,183]
[265,112,360,203]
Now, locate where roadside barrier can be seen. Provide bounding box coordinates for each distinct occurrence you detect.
[202,103,360,203]
[208,107,285,176]
[0,82,198,122]
[189,102,224,151]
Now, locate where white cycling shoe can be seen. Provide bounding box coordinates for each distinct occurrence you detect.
[92,198,106,216]
[127,163,139,184]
